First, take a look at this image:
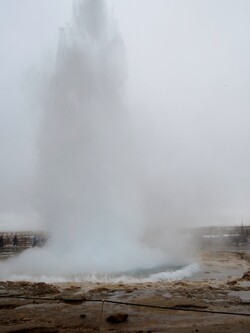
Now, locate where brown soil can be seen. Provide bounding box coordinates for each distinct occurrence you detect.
[0,251,249,333]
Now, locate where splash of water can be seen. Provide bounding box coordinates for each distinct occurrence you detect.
[0,0,195,280]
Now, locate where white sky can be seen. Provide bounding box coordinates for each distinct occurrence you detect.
[1,0,250,230]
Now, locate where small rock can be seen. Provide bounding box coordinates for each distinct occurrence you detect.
[80,314,86,319]
[241,271,250,281]
[106,312,128,323]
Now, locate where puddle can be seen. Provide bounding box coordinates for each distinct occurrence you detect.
[163,292,172,299]
[238,281,250,288]
[228,291,250,302]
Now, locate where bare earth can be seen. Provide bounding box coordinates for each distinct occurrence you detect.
[0,251,249,333]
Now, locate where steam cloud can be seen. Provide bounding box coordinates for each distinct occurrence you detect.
[0,0,194,280]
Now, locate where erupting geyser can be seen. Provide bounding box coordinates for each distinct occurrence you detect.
[38,0,166,273]
[0,0,197,281]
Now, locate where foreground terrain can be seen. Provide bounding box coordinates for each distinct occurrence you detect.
[0,249,249,332]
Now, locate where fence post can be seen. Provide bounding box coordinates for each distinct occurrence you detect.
[98,300,105,333]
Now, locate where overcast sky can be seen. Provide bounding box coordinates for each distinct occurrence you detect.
[1,0,250,230]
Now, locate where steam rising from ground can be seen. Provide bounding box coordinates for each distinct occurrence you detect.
[0,0,195,280]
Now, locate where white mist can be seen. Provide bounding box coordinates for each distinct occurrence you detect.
[0,0,194,280]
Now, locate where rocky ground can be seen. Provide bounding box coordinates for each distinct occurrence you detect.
[0,250,249,332]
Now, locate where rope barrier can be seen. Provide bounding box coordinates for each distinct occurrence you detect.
[0,294,249,317]
[88,299,250,317]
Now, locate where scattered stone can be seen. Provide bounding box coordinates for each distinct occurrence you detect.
[0,303,20,310]
[241,271,250,281]
[106,312,128,323]
[6,328,58,333]
[65,286,81,291]
[80,314,86,319]
[61,298,84,305]
[227,280,237,286]
[0,281,59,297]
[92,287,109,293]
